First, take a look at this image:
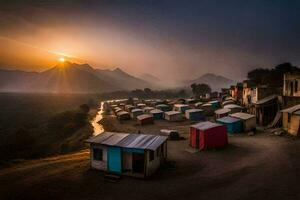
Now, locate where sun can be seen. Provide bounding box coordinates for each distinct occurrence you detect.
[58,57,65,63]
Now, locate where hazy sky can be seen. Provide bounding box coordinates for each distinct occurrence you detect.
[0,0,300,81]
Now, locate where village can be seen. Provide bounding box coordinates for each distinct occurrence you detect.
[86,70,300,179]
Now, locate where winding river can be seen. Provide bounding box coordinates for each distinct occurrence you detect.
[91,101,105,136]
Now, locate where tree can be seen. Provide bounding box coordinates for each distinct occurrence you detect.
[191,83,211,98]
[247,62,300,87]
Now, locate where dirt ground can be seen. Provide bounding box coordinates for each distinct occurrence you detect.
[1,116,300,200]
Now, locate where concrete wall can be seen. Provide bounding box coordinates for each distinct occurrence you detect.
[90,144,108,171]
[244,118,256,132]
[165,114,183,121]
[289,115,300,136]
[284,73,300,97]
[146,143,167,177]
[283,112,300,136]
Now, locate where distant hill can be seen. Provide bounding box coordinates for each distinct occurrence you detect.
[140,73,160,82]
[95,68,151,90]
[186,73,236,91]
[0,62,153,93]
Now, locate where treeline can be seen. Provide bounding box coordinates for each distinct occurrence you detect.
[247,62,300,87]
[99,88,189,100]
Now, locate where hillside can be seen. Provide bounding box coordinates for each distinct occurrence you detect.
[0,62,153,93]
[187,73,236,91]
[95,68,152,90]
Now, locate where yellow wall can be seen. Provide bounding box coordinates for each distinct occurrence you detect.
[289,115,300,136]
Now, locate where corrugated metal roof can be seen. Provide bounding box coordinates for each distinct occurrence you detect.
[137,114,153,120]
[225,97,235,101]
[101,133,129,146]
[117,111,129,116]
[190,121,223,130]
[230,112,255,120]
[217,116,241,123]
[143,106,154,110]
[146,136,168,151]
[186,109,203,113]
[255,95,278,105]
[150,109,163,114]
[215,108,231,115]
[174,104,189,108]
[86,132,167,151]
[202,103,212,107]
[222,100,235,104]
[294,110,300,115]
[85,132,115,143]
[281,104,300,114]
[223,104,242,109]
[165,111,181,115]
[131,108,143,113]
[156,104,169,107]
[195,102,203,106]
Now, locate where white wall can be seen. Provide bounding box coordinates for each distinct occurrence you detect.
[90,144,108,171]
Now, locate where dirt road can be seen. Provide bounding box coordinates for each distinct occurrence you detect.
[1,119,300,200]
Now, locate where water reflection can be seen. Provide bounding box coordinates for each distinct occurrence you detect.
[91,102,104,136]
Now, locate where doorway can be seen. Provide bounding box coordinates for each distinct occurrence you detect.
[132,153,145,174]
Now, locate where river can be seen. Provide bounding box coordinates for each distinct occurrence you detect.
[91,101,104,136]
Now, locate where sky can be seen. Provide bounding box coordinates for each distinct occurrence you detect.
[0,0,300,82]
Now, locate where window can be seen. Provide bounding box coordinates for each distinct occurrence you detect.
[295,80,298,93]
[93,148,103,161]
[288,113,291,123]
[149,151,154,161]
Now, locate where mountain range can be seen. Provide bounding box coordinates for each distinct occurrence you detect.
[0,62,236,93]
[186,73,236,91]
[0,62,152,93]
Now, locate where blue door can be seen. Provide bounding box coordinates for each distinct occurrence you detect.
[108,147,122,173]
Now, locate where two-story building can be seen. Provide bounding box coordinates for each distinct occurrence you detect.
[283,72,300,107]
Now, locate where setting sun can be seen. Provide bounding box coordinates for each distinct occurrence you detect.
[58,57,65,63]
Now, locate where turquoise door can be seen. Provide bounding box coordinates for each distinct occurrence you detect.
[108,147,122,173]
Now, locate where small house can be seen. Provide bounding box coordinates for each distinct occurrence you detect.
[208,100,220,109]
[164,111,183,122]
[114,108,123,114]
[136,103,146,109]
[155,104,171,112]
[173,104,190,114]
[150,109,164,120]
[190,121,228,150]
[130,108,144,119]
[137,114,154,125]
[254,95,279,126]
[125,105,136,112]
[194,102,203,108]
[216,116,243,134]
[283,72,300,107]
[281,104,300,136]
[160,129,180,140]
[222,100,235,106]
[230,112,256,132]
[223,104,243,114]
[143,106,155,113]
[86,132,168,178]
[117,111,130,121]
[185,109,205,121]
[201,103,214,116]
[215,108,231,119]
